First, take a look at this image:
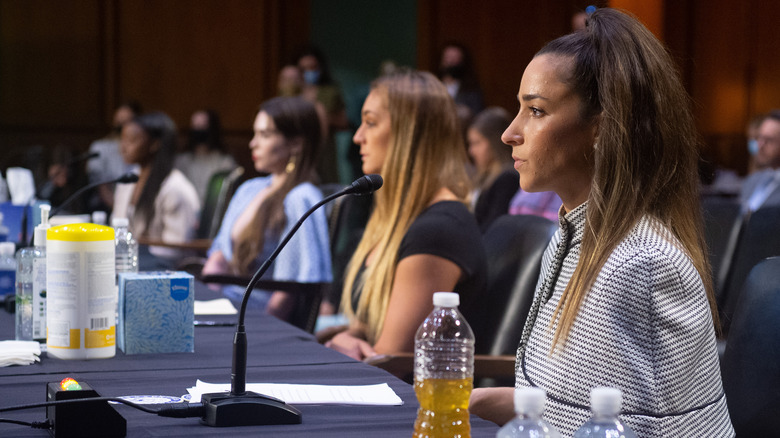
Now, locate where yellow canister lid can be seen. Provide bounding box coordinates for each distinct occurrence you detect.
[47,223,115,241]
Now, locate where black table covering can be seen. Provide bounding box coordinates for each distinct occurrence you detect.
[0,282,499,437]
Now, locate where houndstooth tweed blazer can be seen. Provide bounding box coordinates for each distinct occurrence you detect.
[515,203,734,437]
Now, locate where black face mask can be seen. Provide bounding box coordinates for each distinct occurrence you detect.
[188,129,210,146]
[441,63,466,80]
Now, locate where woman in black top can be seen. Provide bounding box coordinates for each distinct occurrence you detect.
[325,69,487,360]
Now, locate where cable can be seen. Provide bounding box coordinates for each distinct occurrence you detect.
[0,396,204,418]
[0,418,52,429]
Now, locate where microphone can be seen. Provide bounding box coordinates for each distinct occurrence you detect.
[49,172,139,217]
[200,174,383,427]
[66,151,100,167]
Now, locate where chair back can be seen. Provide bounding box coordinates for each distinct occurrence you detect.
[719,205,780,336]
[473,214,557,356]
[720,256,780,435]
[319,185,372,307]
[700,195,742,300]
[197,167,245,239]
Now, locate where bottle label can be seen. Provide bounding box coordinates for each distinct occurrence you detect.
[47,250,116,349]
[32,257,47,340]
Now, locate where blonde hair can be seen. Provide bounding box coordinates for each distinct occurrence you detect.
[538,8,718,347]
[340,69,471,342]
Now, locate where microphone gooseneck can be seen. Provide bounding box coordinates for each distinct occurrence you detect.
[200,174,382,427]
[49,172,140,218]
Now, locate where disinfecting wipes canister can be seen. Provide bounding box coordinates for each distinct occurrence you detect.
[46,223,116,359]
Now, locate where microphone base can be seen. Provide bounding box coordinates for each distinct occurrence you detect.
[200,391,302,427]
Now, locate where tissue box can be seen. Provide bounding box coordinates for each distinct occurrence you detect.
[117,271,194,354]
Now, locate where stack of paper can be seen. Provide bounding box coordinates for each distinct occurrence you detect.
[188,380,403,405]
[0,340,41,366]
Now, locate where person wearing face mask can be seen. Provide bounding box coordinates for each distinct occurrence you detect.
[86,100,142,213]
[438,42,485,126]
[174,109,237,206]
[295,45,350,184]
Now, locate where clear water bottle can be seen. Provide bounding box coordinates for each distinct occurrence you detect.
[573,387,637,438]
[0,212,9,242]
[413,292,475,438]
[16,204,50,341]
[112,217,138,274]
[92,210,107,225]
[0,242,16,298]
[497,387,561,438]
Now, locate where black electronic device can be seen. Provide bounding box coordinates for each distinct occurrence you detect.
[200,174,383,427]
[45,381,126,438]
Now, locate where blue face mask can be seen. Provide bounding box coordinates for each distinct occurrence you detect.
[748,139,759,156]
[303,70,321,85]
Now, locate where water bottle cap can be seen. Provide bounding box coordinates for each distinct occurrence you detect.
[432,292,459,307]
[590,387,622,416]
[92,211,107,225]
[0,241,15,256]
[111,217,129,228]
[514,387,545,416]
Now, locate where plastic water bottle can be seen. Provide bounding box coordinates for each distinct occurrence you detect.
[413,292,475,438]
[0,242,16,298]
[112,217,138,274]
[573,387,637,438]
[92,211,107,225]
[0,212,9,242]
[15,204,50,341]
[497,387,561,438]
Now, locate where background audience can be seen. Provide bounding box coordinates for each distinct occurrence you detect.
[113,111,200,260]
[466,106,517,232]
[174,109,236,206]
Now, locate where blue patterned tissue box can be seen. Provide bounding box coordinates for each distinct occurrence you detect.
[117,271,194,354]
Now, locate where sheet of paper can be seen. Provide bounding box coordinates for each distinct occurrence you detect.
[188,380,403,406]
[193,298,237,315]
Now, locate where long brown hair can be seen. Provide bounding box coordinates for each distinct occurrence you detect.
[538,8,718,346]
[340,69,472,342]
[469,106,513,192]
[232,96,322,274]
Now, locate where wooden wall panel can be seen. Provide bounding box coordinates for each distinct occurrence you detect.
[0,0,308,172]
[417,0,592,114]
[0,1,102,132]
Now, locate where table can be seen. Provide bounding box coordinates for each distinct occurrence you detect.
[0,283,500,437]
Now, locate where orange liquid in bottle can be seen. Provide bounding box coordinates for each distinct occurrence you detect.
[413,377,473,438]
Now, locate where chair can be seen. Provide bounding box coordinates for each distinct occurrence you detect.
[718,205,780,336]
[700,195,742,300]
[197,167,245,240]
[200,274,328,334]
[367,214,558,385]
[318,184,372,307]
[473,214,558,356]
[720,256,780,435]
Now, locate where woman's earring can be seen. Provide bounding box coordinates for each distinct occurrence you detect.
[285,156,297,174]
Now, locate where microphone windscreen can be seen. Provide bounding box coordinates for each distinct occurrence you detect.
[348,174,383,195]
[117,173,140,184]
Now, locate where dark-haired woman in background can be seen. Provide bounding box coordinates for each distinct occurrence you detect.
[175,109,236,206]
[469,8,733,436]
[202,96,331,319]
[466,106,518,232]
[114,111,200,260]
